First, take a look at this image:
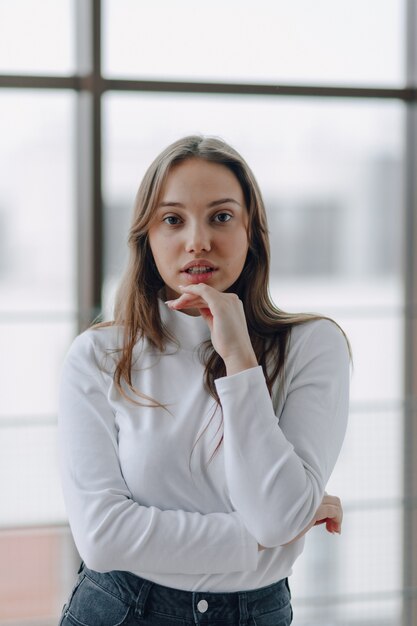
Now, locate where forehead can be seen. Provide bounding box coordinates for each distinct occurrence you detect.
[161,158,244,201]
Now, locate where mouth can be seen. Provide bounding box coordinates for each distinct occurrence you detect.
[182,266,217,276]
[180,264,218,284]
[180,260,218,275]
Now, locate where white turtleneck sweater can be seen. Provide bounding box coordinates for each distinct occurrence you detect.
[58,299,350,592]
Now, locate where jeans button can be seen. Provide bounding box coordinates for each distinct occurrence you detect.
[197,599,208,613]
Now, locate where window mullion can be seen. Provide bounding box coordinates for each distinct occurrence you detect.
[403,0,417,623]
[75,0,103,332]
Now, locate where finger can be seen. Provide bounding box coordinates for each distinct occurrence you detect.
[321,494,341,507]
[165,295,213,324]
[314,516,342,534]
[314,504,343,524]
[166,293,208,309]
[168,284,216,305]
[319,515,342,531]
[199,307,213,319]
[315,503,339,519]
[178,283,217,295]
[178,283,235,310]
[326,518,342,534]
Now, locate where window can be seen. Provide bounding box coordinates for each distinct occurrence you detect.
[0,0,74,75]
[103,0,404,86]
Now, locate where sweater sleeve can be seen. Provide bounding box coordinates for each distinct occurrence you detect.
[58,332,258,576]
[215,319,350,548]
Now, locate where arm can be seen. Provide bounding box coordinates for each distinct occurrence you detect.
[166,285,350,549]
[58,332,258,576]
[260,492,343,550]
[216,320,350,548]
[288,492,343,542]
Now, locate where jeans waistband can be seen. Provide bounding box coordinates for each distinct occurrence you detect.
[79,562,291,625]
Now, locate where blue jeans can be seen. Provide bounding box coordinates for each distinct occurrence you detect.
[59,562,293,626]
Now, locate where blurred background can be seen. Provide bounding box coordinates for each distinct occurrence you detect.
[0,0,416,624]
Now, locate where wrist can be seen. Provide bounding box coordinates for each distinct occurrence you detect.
[224,351,258,376]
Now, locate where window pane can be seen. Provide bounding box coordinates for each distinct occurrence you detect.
[0,425,66,526]
[0,90,77,421]
[0,90,76,516]
[329,408,404,502]
[103,0,404,86]
[103,93,405,622]
[0,0,74,75]
[0,92,76,313]
[0,322,76,419]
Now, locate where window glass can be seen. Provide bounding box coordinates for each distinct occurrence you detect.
[0,425,66,526]
[0,92,76,314]
[103,0,404,86]
[330,407,403,505]
[0,0,74,75]
[0,322,76,419]
[0,92,76,520]
[103,93,404,623]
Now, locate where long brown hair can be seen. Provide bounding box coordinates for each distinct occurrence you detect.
[94,135,351,464]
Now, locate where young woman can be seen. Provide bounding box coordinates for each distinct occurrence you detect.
[58,135,350,626]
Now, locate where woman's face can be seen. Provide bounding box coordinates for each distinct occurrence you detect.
[148,158,249,304]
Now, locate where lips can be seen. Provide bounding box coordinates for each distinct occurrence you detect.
[185,265,214,274]
[180,260,218,273]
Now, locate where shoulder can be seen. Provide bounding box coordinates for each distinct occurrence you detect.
[290,317,348,349]
[62,325,124,375]
[287,317,351,375]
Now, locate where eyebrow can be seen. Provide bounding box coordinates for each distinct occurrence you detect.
[157,198,242,209]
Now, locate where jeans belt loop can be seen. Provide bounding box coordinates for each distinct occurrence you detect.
[238,591,248,626]
[134,578,153,618]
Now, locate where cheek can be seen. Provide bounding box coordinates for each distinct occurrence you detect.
[220,225,248,249]
[149,232,168,261]
[234,231,250,260]
[152,247,168,268]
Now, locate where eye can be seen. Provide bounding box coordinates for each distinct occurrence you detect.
[213,212,232,223]
[163,215,182,226]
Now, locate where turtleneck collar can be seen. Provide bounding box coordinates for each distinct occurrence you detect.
[158,298,211,351]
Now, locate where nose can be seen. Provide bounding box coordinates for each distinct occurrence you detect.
[184,222,211,253]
